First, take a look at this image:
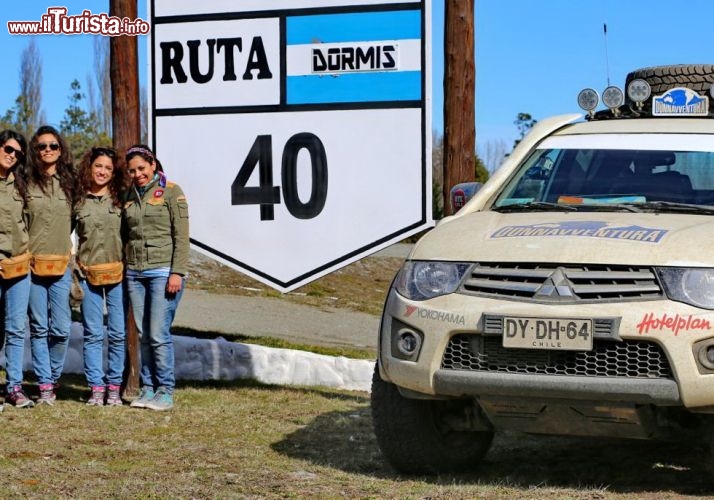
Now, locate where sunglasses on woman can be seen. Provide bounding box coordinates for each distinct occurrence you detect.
[2,145,24,159]
[36,142,60,152]
[92,146,117,159]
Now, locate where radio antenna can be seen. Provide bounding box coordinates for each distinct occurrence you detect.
[603,23,611,87]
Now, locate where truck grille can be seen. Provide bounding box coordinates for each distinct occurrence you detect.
[459,263,663,303]
[442,334,673,379]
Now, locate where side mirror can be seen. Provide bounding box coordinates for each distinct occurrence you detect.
[450,182,482,213]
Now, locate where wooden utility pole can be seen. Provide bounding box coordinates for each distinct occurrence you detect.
[443,0,475,215]
[110,0,141,395]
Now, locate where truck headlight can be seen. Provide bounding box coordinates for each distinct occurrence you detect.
[395,261,470,301]
[657,268,714,309]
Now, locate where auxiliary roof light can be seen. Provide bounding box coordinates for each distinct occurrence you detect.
[577,88,599,117]
[602,86,625,114]
[626,79,651,111]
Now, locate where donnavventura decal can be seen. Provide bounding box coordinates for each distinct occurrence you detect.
[490,221,667,243]
[652,87,708,117]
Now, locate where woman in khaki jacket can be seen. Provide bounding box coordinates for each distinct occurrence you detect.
[0,130,33,408]
[123,144,189,411]
[24,125,76,405]
[74,146,126,406]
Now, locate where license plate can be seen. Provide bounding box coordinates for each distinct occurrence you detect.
[502,316,593,351]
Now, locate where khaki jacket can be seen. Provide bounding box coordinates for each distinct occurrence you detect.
[0,172,28,260]
[25,174,72,256]
[123,173,189,275]
[74,194,123,267]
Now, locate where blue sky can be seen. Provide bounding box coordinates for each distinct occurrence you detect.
[1,1,712,148]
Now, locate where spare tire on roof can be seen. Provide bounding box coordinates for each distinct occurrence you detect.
[624,64,714,114]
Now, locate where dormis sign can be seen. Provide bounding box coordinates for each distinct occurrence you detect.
[149,0,432,292]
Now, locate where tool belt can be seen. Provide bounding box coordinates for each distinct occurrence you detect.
[0,252,31,280]
[31,253,71,277]
[80,261,124,286]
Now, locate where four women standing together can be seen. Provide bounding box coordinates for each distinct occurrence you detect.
[0,126,189,411]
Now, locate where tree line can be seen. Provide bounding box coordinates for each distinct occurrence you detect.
[0,38,147,162]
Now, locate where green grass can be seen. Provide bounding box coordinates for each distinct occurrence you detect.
[2,374,712,498]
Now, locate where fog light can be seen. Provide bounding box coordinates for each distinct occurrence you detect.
[397,331,419,356]
[696,341,714,370]
[390,319,424,361]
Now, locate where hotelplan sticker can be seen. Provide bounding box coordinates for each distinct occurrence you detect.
[490,221,668,243]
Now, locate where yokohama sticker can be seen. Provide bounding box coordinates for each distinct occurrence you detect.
[405,305,465,325]
[636,312,711,336]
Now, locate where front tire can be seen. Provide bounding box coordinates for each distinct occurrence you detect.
[370,365,494,474]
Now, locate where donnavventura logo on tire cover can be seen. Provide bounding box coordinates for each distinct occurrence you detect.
[490,221,668,243]
[653,87,708,116]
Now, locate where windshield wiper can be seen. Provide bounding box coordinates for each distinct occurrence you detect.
[493,201,578,212]
[566,203,643,213]
[624,201,714,215]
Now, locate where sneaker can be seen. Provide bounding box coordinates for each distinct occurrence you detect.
[36,383,56,406]
[106,385,123,406]
[144,388,174,411]
[129,387,155,408]
[7,386,34,408]
[86,386,105,406]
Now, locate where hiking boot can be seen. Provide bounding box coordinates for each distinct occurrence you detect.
[106,385,123,406]
[129,387,155,408]
[86,386,105,406]
[7,386,34,408]
[36,383,56,406]
[144,388,174,411]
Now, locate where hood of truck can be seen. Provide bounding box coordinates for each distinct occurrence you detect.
[411,210,714,266]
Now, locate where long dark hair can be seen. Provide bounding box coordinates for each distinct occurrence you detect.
[0,129,29,202]
[75,146,126,208]
[26,125,76,201]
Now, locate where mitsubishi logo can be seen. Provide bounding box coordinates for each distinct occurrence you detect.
[534,268,575,299]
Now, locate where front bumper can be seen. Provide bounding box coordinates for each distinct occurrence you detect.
[432,370,679,405]
[379,289,714,408]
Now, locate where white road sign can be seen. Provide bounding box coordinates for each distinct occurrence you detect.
[150,0,432,292]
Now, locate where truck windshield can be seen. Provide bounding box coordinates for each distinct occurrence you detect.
[494,135,714,209]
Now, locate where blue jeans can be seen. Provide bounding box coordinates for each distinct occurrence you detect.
[80,280,126,387]
[126,274,183,394]
[3,273,30,389]
[29,266,72,385]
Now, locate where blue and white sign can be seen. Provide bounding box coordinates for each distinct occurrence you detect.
[150,0,432,292]
[653,87,709,116]
[286,10,421,102]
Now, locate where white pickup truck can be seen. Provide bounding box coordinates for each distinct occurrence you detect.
[371,64,714,473]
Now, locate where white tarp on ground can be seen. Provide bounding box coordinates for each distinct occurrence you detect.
[0,323,375,393]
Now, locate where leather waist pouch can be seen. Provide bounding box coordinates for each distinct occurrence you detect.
[0,252,31,280]
[31,254,71,277]
[82,261,124,286]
